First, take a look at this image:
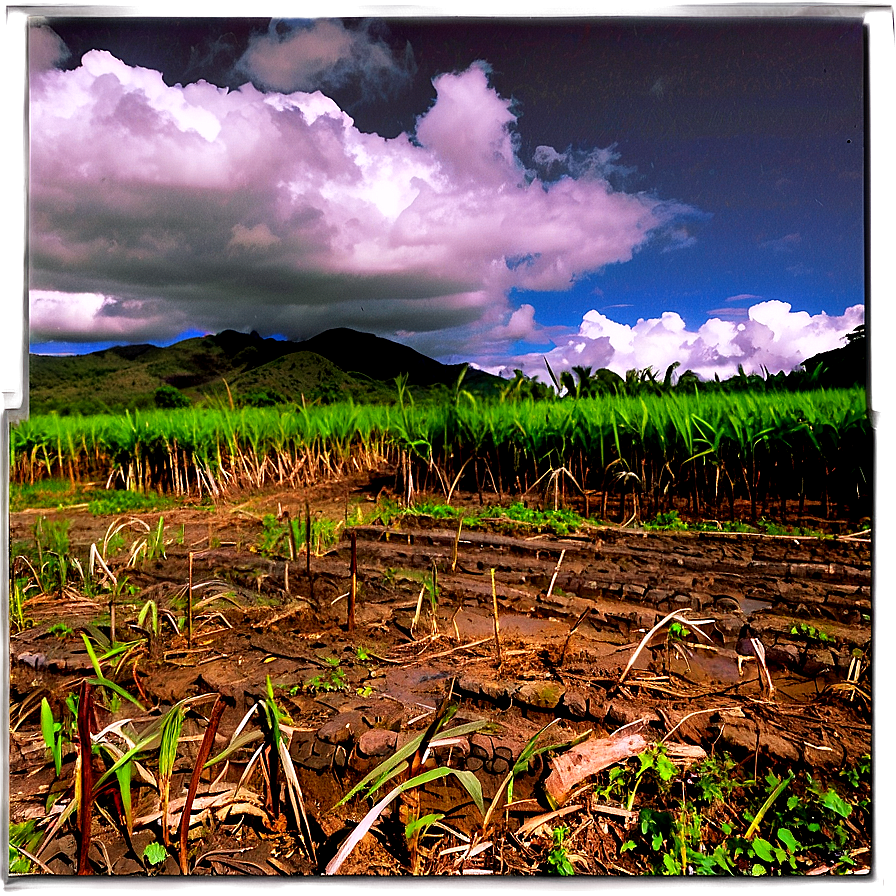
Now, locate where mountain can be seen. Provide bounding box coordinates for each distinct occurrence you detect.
[801,325,866,388]
[28,328,504,415]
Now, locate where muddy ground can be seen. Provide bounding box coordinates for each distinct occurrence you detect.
[8,473,871,876]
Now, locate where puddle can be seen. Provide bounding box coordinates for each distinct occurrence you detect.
[741,597,773,615]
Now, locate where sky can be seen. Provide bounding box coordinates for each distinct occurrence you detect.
[26,12,868,382]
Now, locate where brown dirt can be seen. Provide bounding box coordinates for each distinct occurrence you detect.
[8,474,871,876]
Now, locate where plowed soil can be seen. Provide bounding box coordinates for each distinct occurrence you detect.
[8,473,871,876]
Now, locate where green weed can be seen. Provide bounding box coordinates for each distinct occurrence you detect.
[8,819,42,874]
[643,510,689,531]
[790,622,835,644]
[305,657,347,693]
[547,825,576,875]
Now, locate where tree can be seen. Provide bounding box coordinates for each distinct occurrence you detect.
[154,385,191,409]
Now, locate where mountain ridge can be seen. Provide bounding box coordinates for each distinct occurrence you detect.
[28,328,503,415]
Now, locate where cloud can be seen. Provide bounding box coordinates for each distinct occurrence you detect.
[483,301,865,382]
[760,232,802,253]
[725,293,762,303]
[29,24,70,75]
[30,52,697,349]
[235,19,413,96]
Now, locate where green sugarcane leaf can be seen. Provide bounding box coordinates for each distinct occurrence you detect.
[86,676,146,711]
[405,812,445,841]
[40,698,62,776]
[335,717,488,809]
[204,729,263,768]
[81,632,105,679]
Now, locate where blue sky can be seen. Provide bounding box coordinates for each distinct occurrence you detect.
[27,14,866,380]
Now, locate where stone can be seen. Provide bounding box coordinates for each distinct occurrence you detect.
[561,690,588,719]
[356,729,398,758]
[516,681,565,710]
[288,734,315,764]
[318,710,367,746]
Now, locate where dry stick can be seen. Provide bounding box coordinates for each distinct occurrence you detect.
[188,553,194,646]
[430,559,439,637]
[284,510,297,561]
[618,610,716,684]
[451,515,464,573]
[660,706,740,743]
[284,561,289,595]
[179,695,227,875]
[76,680,94,876]
[545,549,566,600]
[411,584,426,638]
[490,568,503,668]
[558,607,590,667]
[348,531,357,633]
[305,499,313,601]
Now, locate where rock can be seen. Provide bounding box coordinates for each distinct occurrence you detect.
[479,679,513,704]
[318,710,367,746]
[356,729,398,758]
[289,734,315,765]
[516,681,565,710]
[561,690,588,719]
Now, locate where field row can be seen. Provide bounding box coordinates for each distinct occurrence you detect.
[10,388,871,524]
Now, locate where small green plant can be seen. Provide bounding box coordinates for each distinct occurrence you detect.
[790,622,835,644]
[626,743,678,810]
[643,510,689,531]
[8,819,42,874]
[840,753,870,790]
[10,577,34,631]
[40,698,65,777]
[256,513,342,559]
[547,825,576,875]
[142,840,168,867]
[47,621,74,639]
[306,657,347,692]
[137,599,159,637]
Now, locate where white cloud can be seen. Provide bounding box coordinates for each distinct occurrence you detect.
[236,19,413,96]
[29,24,70,75]
[493,301,865,382]
[30,53,695,347]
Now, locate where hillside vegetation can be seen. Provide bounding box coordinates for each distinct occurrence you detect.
[28,325,865,416]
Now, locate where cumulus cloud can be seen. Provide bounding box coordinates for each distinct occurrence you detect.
[236,19,413,96]
[483,301,865,383]
[29,24,70,75]
[29,51,696,348]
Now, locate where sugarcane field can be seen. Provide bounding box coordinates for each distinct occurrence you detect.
[7,388,872,877]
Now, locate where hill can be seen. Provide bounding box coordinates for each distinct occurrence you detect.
[28,328,503,415]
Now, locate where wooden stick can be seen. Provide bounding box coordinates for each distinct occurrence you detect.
[348,531,357,633]
[304,500,312,578]
[188,552,194,646]
[558,607,589,667]
[452,515,464,572]
[546,549,566,600]
[490,568,502,668]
